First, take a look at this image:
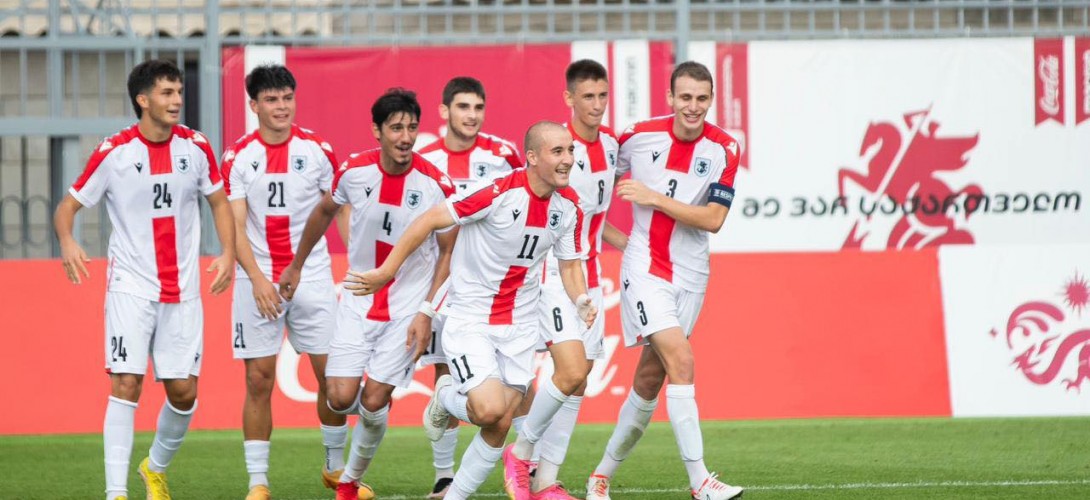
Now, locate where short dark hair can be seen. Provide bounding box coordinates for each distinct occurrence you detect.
[670,61,714,94]
[442,77,485,106]
[245,64,296,100]
[127,60,183,119]
[372,88,422,126]
[566,59,608,90]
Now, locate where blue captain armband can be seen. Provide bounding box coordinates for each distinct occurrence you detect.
[708,183,735,208]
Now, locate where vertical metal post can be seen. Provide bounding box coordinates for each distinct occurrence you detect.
[50,136,82,256]
[200,0,223,255]
[677,0,690,62]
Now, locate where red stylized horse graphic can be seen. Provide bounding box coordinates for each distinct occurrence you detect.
[839,108,981,249]
[995,273,1090,392]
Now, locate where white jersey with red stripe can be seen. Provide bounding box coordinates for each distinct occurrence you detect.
[222,125,337,283]
[418,132,522,193]
[440,169,587,326]
[69,124,222,303]
[542,124,619,290]
[617,116,740,292]
[333,150,456,321]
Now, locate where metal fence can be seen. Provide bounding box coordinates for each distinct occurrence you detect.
[1,0,1088,258]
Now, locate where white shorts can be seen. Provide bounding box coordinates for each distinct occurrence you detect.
[538,283,605,360]
[619,268,705,348]
[231,276,336,359]
[104,292,203,380]
[418,278,452,367]
[442,315,538,394]
[326,297,416,388]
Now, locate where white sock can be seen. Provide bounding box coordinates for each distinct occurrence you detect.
[432,427,459,476]
[342,405,388,482]
[450,432,503,498]
[532,395,583,491]
[243,440,270,488]
[512,415,527,435]
[513,377,566,460]
[321,423,349,472]
[104,396,137,499]
[666,384,709,490]
[148,400,196,472]
[440,386,470,423]
[595,389,657,478]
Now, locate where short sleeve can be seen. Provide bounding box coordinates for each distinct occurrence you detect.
[193,133,222,196]
[331,162,352,206]
[552,205,586,261]
[69,140,114,208]
[446,182,498,225]
[316,142,337,192]
[222,149,247,201]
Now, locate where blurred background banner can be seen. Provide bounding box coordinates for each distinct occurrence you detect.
[712,37,1090,253]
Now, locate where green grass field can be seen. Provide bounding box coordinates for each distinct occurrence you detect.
[2,418,1088,499]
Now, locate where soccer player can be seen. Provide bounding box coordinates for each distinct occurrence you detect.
[54,59,235,500]
[585,61,745,500]
[221,64,354,500]
[416,76,523,498]
[278,88,457,500]
[506,59,627,500]
[345,121,597,500]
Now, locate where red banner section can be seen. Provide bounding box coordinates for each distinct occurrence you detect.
[1034,38,1065,125]
[0,250,949,435]
[1077,38,1090,126]
[717,43,749,169]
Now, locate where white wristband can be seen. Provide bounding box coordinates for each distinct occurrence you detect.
[419,300,436,318]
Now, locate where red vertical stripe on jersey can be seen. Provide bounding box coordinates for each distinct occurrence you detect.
[152,216,181,302]
[586,137,608,173]
[447,151,470,179]
[379,170,407,206]
[525,195,549,228]
[265,144,288,173]
[149,143,173,175]
[367,240,395,321]
[490,265,529,325]
[648,211,675,282]
[265,215,294,282]
[665,138,697,174]
[586,212,606,288]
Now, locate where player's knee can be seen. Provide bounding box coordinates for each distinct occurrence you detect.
[468,400,506,427]
[663,353,695,384]
[167,386,197,410]
[326,388,358,414]
[360,388,392,413]
[111,374,143,401]
[245,369,275,398]
[633,371,665,400]
[551,365,588,395]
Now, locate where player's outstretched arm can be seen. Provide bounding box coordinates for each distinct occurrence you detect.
[231,199,281,320]
[344,203,456,296]
[405,226,459,361]
[602,221,628,251]
[205,189,237,295]
[279,192,340,300]
[558,258,597,327]
[616,179,729,233]
[54,194,91,284]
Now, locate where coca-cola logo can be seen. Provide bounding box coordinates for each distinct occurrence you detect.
[1038,55,1062,116]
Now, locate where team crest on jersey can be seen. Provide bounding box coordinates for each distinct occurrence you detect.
[548,209,562,229]
[174,154,191,173]
[406,190,423,209]
[291,155,307,173]
[473,163,489,178]
[693,157,711,177]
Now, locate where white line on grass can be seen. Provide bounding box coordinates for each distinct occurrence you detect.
[291,478,1090,499]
